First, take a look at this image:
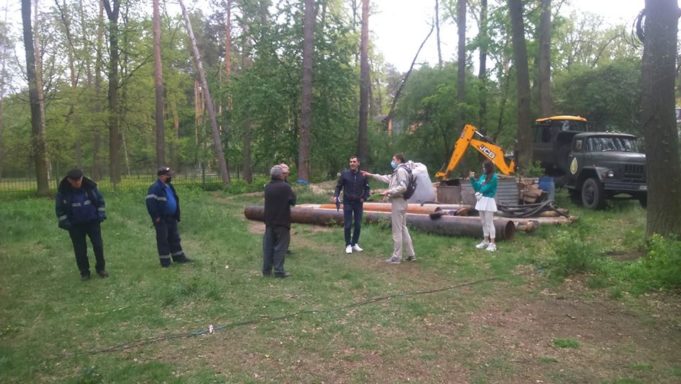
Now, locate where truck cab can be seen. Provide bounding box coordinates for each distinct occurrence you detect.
[532,116,647,209]
[565,133,647,209]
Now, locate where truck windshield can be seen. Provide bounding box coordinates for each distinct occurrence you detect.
[586,136,639,152]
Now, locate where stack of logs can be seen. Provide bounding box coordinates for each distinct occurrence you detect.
[518,178,545,204]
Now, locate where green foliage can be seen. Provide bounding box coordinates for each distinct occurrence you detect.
[621,235,681,293]
[547,225,601,280]
[552,338,580,349]
[553,58,642,135]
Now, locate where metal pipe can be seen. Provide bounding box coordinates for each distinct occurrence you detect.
[244,206,515,240]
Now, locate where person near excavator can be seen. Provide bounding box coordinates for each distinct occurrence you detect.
[469,160,498,252]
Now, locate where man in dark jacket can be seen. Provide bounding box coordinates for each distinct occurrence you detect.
[55,168,108,280]
[335,155,370,254]
[263,165,296,278]
[146,167,191,267]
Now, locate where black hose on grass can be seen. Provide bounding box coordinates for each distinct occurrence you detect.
[86,276,501,355]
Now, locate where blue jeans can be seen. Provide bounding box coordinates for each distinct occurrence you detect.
[343,200,363,246]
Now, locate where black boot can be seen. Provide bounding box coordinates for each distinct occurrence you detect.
[172,253,192,263]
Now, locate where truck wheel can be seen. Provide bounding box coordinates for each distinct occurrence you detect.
[581,177,605,209]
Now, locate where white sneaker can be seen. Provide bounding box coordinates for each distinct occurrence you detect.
[486,243,497,252]
[352,244,363,252]
[476,240,489,249]
[345,245,353,254]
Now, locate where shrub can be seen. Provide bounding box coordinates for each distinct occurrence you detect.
[548,227,601,280]
[624,235,681,293]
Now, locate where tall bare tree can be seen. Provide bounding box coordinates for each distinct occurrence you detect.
[357,0,369,163]
[456,0,466,127]
[22,0,49,195]
[508,0,532,171]
[179,0,230,184]
[640,0,681,237]
[435,0,442,67]
[537,0,553,116]
[0,11,5,180]
[102,0,122,185]
[55,0,82,166]
[298,0,315,182]
[477,0,488,128]
[153,0,165,167]
[224,0,232,83]
[92,0,104,180]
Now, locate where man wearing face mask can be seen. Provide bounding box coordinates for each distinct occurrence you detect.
[146,167,192,267]
[362,153,416,264]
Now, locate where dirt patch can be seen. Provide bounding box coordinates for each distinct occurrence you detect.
[605,250,645,261]
[464,286,681,383]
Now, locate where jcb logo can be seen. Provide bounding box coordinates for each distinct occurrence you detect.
[478,145,496,159]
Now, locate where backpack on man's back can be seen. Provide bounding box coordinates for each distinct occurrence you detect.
[400,165,417,200]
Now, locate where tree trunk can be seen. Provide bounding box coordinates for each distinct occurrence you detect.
[640,0,681,237]
[239,15,253,183]
[537,0,553,116]
[298,0,315,183]
[170,98,180,168]
[0,7,9,179]
[55,0,82,166]
[153,0,165,167]
[508,0,532,171]
[179,0,230,184]
[357,0,369,163]
[435,0,442,67]
[102,0,122,186]
[456,0,466,126]
[92,0,104,180]
[477,0,488,128]
[22,0,49,195]
[224,0,232,109]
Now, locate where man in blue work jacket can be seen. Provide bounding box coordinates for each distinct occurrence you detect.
[146,167,192,267]
[56,168,108,280]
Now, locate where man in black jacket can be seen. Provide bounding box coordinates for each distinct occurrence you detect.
[55,169,108,280]
[335,155,370,254]
[146,167,191,267]
[263,165,296,278]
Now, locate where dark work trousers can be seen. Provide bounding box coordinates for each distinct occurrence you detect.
[154,216,184,265]
[68,222,105,276]
[343,200,364,246]
[262,225,290,276]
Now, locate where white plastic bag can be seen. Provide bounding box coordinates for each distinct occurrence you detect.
[403,161,437,204]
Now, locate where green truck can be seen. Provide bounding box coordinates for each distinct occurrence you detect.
[533,116,647,209]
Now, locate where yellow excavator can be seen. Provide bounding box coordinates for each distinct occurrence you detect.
[435,124,516,180]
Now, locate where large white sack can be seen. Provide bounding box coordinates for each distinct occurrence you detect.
[403,161,437,204]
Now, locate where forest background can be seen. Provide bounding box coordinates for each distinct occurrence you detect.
[0,0,655,185]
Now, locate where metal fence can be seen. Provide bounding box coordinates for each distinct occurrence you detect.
[0,172,225,194]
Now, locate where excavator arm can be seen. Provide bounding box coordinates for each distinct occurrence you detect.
[435,124,516,180]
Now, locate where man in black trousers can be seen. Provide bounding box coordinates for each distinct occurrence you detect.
[55,168,108,280]
[146,167,192,267]
[262,165,296,278]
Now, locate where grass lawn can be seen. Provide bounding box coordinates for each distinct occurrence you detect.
[1,186,680,383]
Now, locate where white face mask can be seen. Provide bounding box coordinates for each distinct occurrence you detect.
[390,160,398,169]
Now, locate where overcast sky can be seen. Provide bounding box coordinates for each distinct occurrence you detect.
[372,0,646,72]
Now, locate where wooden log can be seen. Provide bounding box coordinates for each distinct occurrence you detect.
[244,206,515,240]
